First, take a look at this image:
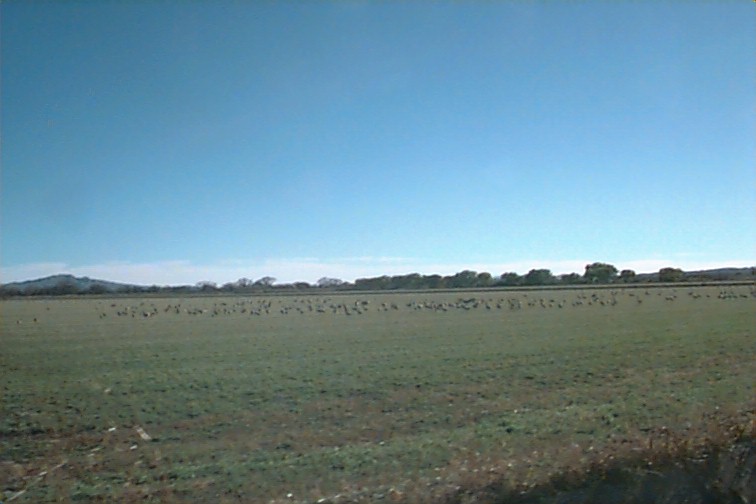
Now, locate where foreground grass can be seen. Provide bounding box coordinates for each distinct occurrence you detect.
[1,285,754,502]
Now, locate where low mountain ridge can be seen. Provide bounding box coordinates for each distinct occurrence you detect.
[634,267,755,282]
[1,274,139,293]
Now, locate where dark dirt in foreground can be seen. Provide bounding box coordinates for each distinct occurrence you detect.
[446,437,756,504]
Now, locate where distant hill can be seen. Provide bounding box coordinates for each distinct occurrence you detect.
[0,274,142,294]
[635,267,755,283]
[683,267,755,281]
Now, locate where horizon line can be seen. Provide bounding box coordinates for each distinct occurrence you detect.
[2,257,753,287]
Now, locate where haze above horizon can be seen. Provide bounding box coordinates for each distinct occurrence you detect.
[2,2,754,286]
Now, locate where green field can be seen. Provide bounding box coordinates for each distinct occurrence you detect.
[1,284,754,503]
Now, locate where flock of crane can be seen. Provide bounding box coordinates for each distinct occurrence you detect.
[86,286,754,321]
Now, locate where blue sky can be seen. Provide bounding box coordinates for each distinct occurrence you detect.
[2,2,754,285]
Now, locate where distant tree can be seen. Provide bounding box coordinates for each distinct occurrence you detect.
[476,272,494,287]
[382,273,427,290]
[406,273,427,289]
[583,262,619,284]
[387,275,408,289]
[425,274,445,289]
[659,267,685,283]
[524,269,555,286]
[619,269,637,283]
[293,281,311,290]
[317,277,345,288]
[254,276,276,287]
[86,283,109,295]
[355,275,390,290]
[236,278,253,289]
[559,273,583,285]
[446,270,478,288]
[499,272,522,286]
[196,281,217,292]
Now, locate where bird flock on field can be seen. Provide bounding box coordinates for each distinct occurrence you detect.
[9,286,754,326]
[80,286,755,321]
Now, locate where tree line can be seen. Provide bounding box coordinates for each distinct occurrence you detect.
[1,263,739,298]
[349,263,688,290]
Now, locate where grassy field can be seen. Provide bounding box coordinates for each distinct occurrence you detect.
[1,284,754,503]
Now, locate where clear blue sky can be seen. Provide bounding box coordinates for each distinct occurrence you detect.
[2,2,754,285]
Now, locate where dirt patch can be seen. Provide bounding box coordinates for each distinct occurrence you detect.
[499,439,755,504]
[426,426,755,504]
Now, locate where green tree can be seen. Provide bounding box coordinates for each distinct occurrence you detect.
[317,277,345,288]
[446,270,478,288]
[619,269,637,283]
[476,272,493,287]
[499,272,522,286]
[254,276,276,287]
[583,262,619,284]
[236,278,253,289]
[524,269,555,286]
[425,274,445,289]
[559,273,582,285]
[397,273,424,289]
[659,267,685,282]
[355,275,390,290]
[196,281,217,292]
